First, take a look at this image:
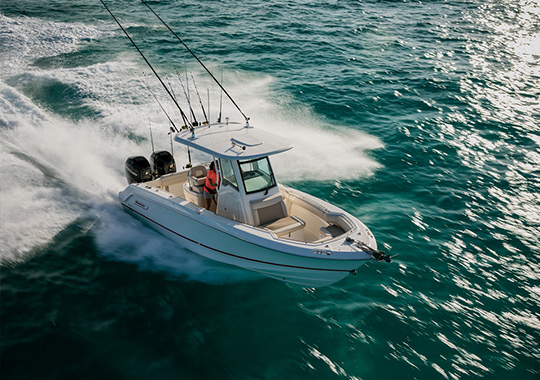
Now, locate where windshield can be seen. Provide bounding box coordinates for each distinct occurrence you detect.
[239,157,276,194]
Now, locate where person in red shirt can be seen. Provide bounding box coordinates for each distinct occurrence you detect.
[204,161,218,210]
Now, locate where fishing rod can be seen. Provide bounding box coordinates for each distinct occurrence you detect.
[100,0,190,132]
[141,72,179,132]
[167,77,195,126]
[140,0,250,126]
[183,54,194,126]
[167,78,178,106]
[191,73,209,124]
[164,76,192,168]
[174,69,198,126]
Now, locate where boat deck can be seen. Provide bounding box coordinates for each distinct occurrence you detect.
[146,170,188,199]
[145,169,350,243]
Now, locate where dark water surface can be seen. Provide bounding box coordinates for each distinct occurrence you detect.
[1,1,539,379]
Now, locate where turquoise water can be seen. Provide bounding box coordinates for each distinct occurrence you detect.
[1,0,539,379]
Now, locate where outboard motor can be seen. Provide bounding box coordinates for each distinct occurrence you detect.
[150,150,176,177]
[125,156,152,184]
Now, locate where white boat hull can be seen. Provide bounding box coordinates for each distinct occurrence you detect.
[119,184,375,287]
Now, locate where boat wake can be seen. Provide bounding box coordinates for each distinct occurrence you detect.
[227,72,384,182]
[93,205,263,284]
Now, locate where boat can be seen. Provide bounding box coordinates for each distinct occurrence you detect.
[103,0,391,287]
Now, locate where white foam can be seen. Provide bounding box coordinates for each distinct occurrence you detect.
[93,205,262,284]
[0,146,81,263]
[0,14,106,77]
[212,72,383,181]
[0,80,123,262]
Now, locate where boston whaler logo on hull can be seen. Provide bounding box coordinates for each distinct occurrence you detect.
[135,199,149,210]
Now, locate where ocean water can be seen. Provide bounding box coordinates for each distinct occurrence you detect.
[1,0,539,379]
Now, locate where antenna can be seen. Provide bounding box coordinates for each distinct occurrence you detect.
[218,68,223,123]
[149,120,158,178]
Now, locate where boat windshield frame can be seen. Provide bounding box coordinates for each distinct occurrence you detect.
[238,156,276,194]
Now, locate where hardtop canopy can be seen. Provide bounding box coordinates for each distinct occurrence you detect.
[174,122,293,160]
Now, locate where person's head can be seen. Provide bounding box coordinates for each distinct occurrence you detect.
[209,161,215,171]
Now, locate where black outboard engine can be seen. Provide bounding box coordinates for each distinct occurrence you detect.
[150,150,176,177]
[125,156,152,184]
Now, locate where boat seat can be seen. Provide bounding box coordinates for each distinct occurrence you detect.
[263,215,305,237]
[319,224,345,239]
[250,193,305,237]
[188,165,207,194]
[250,193,288,226]
[183,181,205,207]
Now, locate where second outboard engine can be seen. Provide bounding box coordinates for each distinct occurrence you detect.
[125,156,152,184]
[150,150,176,177]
